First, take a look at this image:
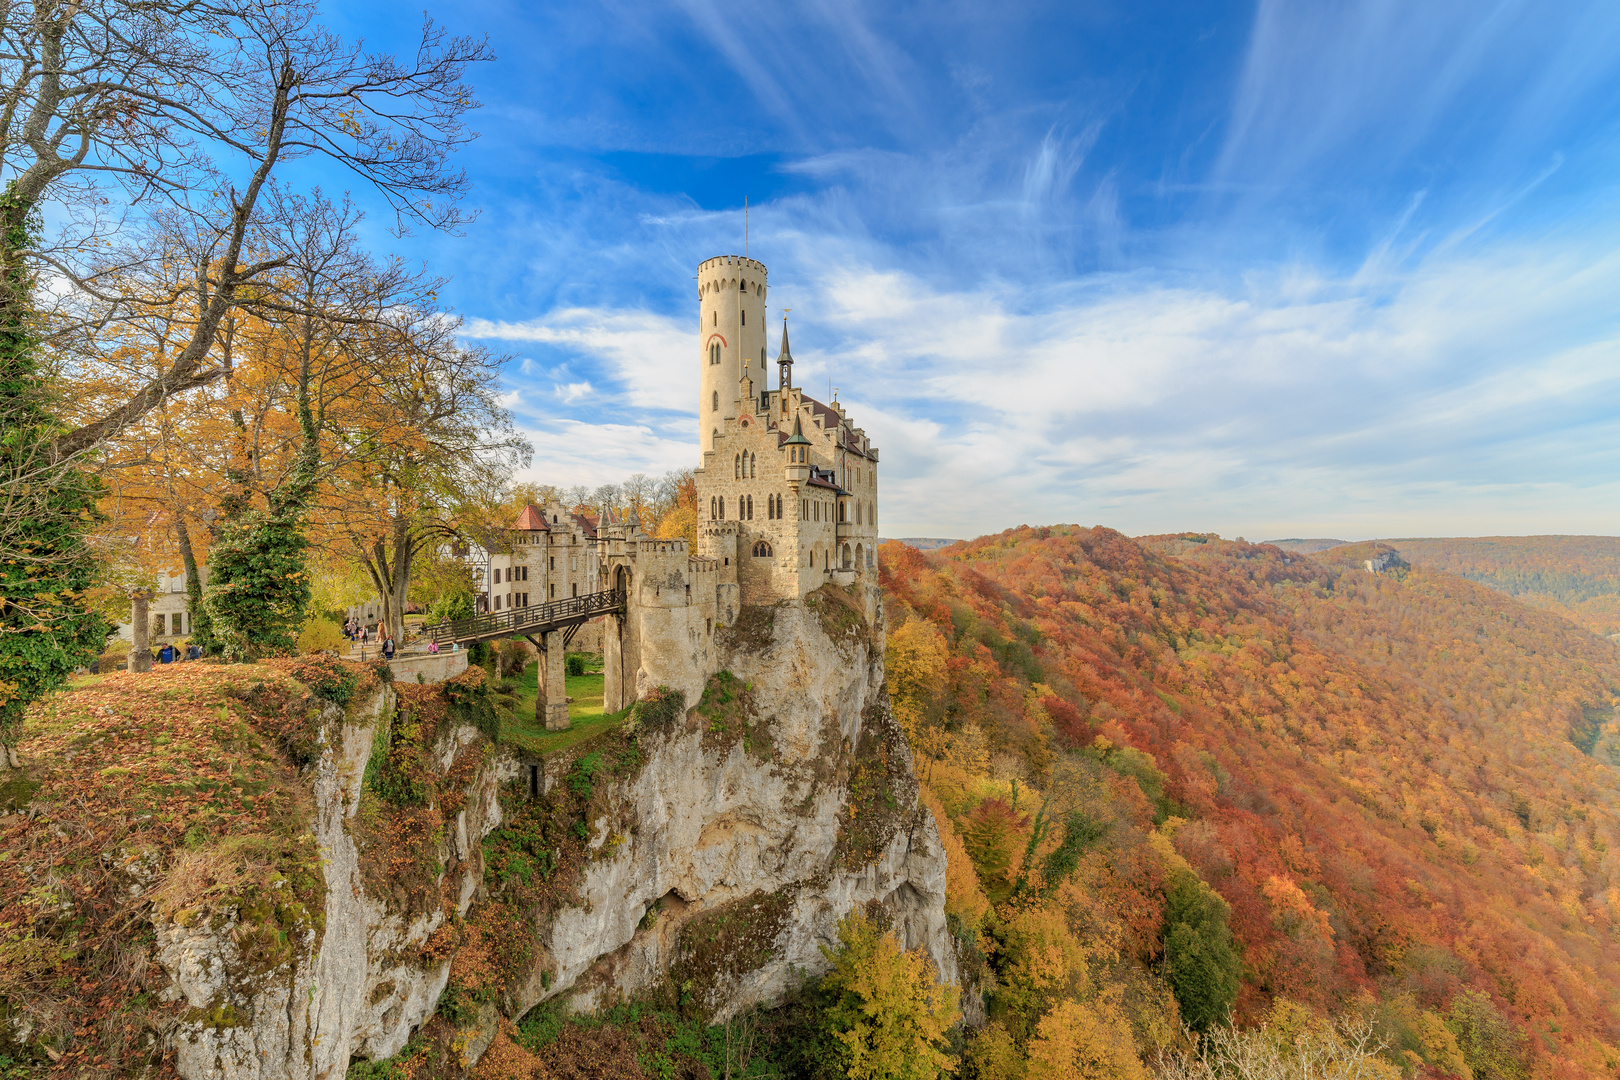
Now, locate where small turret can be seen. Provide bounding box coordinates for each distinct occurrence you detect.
[784,413,811,490]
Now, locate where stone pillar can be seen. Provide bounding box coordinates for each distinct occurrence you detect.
[129,592,153,673]
[603,614,624,714]
[540,630,569,731]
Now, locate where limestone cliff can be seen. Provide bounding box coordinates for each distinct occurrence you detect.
[6,587,958,1079]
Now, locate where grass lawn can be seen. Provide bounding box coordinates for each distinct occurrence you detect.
[502,660,628,756]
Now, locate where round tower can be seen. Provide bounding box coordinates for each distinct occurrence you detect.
[697,255,768,450]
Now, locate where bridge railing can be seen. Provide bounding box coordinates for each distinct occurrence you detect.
[426,588,624,644]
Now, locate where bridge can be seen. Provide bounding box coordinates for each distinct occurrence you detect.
[424,588,624,648]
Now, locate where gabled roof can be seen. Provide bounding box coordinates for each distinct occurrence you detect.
[513,504,548,531]
[572,512,599,538]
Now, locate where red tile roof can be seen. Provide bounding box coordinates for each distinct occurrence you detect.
[513,504,548,531]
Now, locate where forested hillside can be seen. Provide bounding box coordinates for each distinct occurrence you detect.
[882,529,1620,1079]
[1380,537,1620,637]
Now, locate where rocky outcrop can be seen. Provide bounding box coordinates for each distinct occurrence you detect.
[525,597,956,1021]
[157,692,504,1080]
[156,588,956,1079]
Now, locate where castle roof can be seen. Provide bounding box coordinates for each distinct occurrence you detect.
[783,413,812,446]
[513,504,548,531]
[572,512,598,538]
[778,321,792,364]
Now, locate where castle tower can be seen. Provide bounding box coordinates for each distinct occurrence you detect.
[697,255,769,451]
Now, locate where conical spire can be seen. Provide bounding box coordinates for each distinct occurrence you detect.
[784,412,811,446]
[777,318,794,394]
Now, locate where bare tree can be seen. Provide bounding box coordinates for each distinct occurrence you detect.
[0,0,492,462]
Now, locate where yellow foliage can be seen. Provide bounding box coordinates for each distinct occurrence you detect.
[657,505,697,546]
[920,784,992,935]
[887,617,949,745]
[1026,998,1146,1080]
[964,1022,1027,1080]
[996,902,1093,1035]
[296,617,343,655]
[821,911,961,1080]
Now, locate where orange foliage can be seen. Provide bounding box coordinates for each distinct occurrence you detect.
[883,527,1620,1078]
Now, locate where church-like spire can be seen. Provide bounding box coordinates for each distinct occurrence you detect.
[777,318,793,394]
[784,412,811,446]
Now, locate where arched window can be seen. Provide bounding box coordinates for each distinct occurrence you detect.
[712,391,719,412]
[746,494,754,519]
[842,543,852,569]
[753,540,773,558]
[734,453,740,479]
[709,496,715,520]
[712,428,720,447]
[740,280,746,291]
[856,501,862,525]
[719,497,725,520]
[741,310,745,325]
[710,342,720,365]
[839,501,846,522]
[749,452,756,478]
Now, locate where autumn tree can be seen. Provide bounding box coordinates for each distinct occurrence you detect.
[819,911,961,1080]
[0,0,491,724]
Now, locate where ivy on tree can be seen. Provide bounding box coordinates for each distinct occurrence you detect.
[0,188,109,763]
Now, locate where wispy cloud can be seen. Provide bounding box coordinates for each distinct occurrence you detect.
[334,0,1620,540]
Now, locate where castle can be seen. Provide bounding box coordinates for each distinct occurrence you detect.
[483,255,882,724]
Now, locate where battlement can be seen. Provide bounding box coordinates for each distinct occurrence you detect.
[637,538,688,555]
[697,255,768,285]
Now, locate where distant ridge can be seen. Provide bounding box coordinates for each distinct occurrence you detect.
[1264,537,1350,554]
[881,537,961,551]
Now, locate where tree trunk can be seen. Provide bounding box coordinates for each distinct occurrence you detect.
[390,515,412,642]
[130,593,153,672]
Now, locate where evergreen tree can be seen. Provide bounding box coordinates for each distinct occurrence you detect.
[1162,867,1241,1031]
[0,189,108,765]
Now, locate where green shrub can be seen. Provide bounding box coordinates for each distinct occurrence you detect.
[565,652,587,676]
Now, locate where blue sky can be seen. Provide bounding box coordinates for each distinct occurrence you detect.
[323,0,1620,540]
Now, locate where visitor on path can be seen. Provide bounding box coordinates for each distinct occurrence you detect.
[427,638,439,654]
[158,642,174,664]
[187,643,202,661]
[382,634,396,660]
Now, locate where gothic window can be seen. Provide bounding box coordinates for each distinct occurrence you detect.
[753,540,773,558]
[719,497,726,520]
[710,342,720,365]
[712,391,719,412]
[746,494,754,519]
[741,309,745,325]
[749,452,756,478]
[734,453,740,479]
[710,496,716,519]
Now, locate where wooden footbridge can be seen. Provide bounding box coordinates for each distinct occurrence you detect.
[425,588,624,648]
